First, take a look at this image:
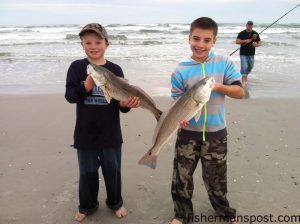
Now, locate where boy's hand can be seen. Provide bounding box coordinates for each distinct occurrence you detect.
[178,120,189,130]
[120,96,140,108]
[212,82,222,92]
[84,75,95,92]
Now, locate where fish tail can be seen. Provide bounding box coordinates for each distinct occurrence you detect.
[138,149,157,169]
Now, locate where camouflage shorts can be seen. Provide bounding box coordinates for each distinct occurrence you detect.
[171,136,236,223]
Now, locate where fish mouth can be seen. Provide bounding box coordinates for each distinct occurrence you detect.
[86,64,93,74]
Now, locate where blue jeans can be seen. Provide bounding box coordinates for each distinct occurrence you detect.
[240,55,255,76]
[77,146,123,214]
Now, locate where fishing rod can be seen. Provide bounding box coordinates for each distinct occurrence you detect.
[229,3,300,56]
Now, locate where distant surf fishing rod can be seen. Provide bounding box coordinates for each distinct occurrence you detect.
[229,3,300,56]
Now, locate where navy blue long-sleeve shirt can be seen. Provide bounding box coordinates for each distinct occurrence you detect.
[65,58,130,149]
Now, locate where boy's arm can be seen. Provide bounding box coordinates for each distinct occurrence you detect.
[171,70,190,128]
[171,70,185,100]
[65,82,86,103]
[221,58,244,99]
[110,97,140,114]
[213,82,244,99]
[117,97,140,113]
[65,63,88,103]
[109,99,131,113]
[119,97,140,108]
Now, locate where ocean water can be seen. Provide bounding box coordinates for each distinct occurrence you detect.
[0,23,299,98]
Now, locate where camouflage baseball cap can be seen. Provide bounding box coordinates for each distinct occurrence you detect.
[78,23,108,39]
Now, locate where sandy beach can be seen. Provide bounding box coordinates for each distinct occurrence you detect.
[0,94,299,224]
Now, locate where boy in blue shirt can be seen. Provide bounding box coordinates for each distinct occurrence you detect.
[170,17,244,224]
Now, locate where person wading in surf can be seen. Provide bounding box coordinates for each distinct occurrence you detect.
[235,21,261,86]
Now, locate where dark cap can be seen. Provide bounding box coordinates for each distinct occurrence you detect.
[78,23,108,39]
[246,21,253,26]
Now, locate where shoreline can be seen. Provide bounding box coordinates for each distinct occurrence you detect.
[0,88,300,101]
[1,58,300,99]
[0,94,299,224]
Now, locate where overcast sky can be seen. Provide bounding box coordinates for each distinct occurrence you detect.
[0,0,299,26]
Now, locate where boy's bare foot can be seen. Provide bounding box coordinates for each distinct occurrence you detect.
[115,206,127,218]
[169,218,183,224]
[75,211,86,222]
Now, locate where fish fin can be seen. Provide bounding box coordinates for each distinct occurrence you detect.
[194,108,202,122]
[138,149,157,169]
[102,86,112,103]
[115,76,129,83]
